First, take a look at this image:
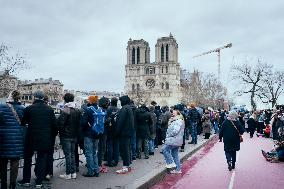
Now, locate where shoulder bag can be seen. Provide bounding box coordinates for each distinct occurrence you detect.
[230,121,243,143]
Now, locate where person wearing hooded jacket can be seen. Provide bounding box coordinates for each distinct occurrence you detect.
[18,91,57,188]
[136,105,153,159]
[0,91,25,189]
[57,93,81,180]
[161,106,185,174]
[115,95,134,174]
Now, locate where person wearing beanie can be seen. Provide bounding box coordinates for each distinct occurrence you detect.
[80,95,102,177]
[219,111,245,171]
[115,95,135,174]
[18,91,57,188]
[0,90,25,189]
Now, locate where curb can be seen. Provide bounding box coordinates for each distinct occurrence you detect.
[126,135,218,189]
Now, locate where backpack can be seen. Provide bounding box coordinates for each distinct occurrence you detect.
[89,106,106,135]
[109,111,118,127]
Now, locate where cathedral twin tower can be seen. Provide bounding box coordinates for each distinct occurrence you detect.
[125,33,182,106]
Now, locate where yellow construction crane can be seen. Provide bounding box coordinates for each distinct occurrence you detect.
[192,43,232,81]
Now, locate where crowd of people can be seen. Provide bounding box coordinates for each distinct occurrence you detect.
[1,89,284,189]
[0,90,219,189]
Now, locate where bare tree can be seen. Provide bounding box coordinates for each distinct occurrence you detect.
[0,43,28,97]
[181,70,227,109]
[232,59,272,111]
[258,70,284,108]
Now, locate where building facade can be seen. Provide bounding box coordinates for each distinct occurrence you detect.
[125,34,183,106]
[18,77,63,104]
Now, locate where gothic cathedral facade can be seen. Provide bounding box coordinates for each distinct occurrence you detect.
[125,34,183,106]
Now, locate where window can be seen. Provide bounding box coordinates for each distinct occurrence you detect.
[166,44,169,61]
[161,83,164,89]
[137,47,140,64]
[137,84,140,91]
[132,84,135,91]
[166,66,168,73]
[166,82,169,90]
[132,48,135,64]
[146,68,149,74]
[145,47,147,63]
[161,45,164,62]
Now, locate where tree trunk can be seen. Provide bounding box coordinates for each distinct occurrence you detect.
[271,100,276,109]
[251,93,257,111]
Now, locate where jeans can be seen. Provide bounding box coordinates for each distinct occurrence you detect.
[61,138,77,175]
[119,137,131,167]
[149,139,155,153]
[191,122,198,143]
[130,131,137,159]
[98,134,107,166]
[161,145,181,171]
[225,151,236,165]
[22,147,49,185]
[0,158,19,189]
[84,137,99,175]
[137,138,149,158]
[106,137,119,164]
[185,127,190,140]
[213,121,219,133]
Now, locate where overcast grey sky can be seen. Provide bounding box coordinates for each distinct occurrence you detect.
[1,0,284,107]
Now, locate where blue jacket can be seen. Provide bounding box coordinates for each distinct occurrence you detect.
[81,103,101,139]
[0,102,25,158]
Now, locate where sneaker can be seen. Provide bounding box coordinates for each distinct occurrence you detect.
[45,174,53,181]
[71,173,77,179]
[17,180,31,187]
[59,174,72,180]
[170,170,182,174]
[100,166,108,173]
[166,163,176,169]
[35,184,42,189]
[149,152,154,156]
[116,166,131,174]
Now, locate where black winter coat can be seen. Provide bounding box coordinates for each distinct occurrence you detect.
[136,107,153,139]
[0,102,25,158]
[115,104,134,138]
[247,118,257,129]
[57,106,81,139]
[188,108,200,123]
[21,100,56,151]
[105,105,119,138]
[219,119,245,152]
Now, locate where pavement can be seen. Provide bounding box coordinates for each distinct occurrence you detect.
[152,133,284,189]
[16,135,215,189]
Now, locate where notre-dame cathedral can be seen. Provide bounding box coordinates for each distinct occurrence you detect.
[125,33,186,106]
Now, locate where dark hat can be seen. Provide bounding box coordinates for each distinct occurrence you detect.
[33,90,45,100]
[173,104,183,111]
[119,95,130,106]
